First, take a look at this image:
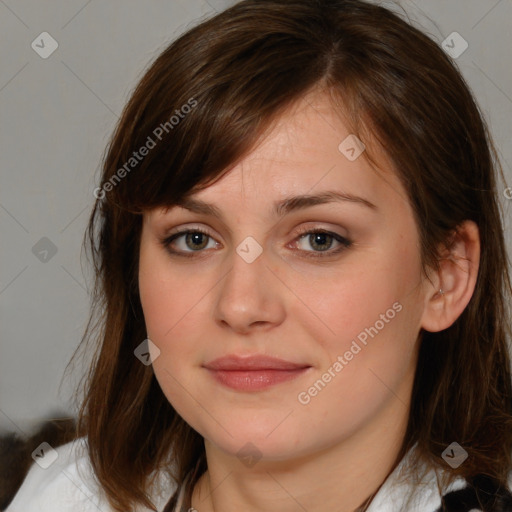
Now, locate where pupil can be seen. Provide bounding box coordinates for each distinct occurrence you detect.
[187,233,207,250]
[311,233,331,251]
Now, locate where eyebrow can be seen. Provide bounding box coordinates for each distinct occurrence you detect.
[174,191,377,220]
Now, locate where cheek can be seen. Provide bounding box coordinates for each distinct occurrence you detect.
[289,235,423,401]
[138,255,205,424]
[290,250,419,355]
[139,284,205,395]
[138,240,201,343]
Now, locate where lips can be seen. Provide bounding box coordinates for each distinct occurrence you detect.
[204,355,310,371]
[203,355,311,391]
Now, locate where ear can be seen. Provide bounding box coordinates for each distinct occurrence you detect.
[420,220,480,333]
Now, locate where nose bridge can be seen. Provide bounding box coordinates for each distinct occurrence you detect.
[222,235,267,301]
[213,234,284,331]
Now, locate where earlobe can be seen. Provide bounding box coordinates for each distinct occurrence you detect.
[420,220,480,333]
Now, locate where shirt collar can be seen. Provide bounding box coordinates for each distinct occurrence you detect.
[366,443,467,512]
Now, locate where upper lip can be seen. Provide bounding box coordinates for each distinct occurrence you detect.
[203,355,311,371]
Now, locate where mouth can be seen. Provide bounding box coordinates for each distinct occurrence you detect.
[203,355,312,391]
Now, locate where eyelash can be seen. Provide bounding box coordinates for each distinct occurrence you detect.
[160,226,352,260]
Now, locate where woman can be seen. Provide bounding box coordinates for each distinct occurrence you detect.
[6,0,512,511]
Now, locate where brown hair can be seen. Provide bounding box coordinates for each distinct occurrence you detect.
[70,0,512,510]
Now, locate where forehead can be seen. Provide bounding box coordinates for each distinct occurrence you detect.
[154,91,410,221]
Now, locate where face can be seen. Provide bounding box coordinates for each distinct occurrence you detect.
[138,90,429,463]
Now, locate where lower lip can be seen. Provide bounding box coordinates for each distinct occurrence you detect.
[207,368,310,391]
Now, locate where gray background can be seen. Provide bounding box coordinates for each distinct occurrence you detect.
[1,0,511,436]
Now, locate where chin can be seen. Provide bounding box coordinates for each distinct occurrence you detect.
[198,415,320,462]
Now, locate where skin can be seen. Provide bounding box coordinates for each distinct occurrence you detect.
[138,89,480,512]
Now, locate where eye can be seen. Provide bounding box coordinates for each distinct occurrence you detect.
[161,228,218,257]
[291,227,352,259]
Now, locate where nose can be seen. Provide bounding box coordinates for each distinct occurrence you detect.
[213,242,286,334]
